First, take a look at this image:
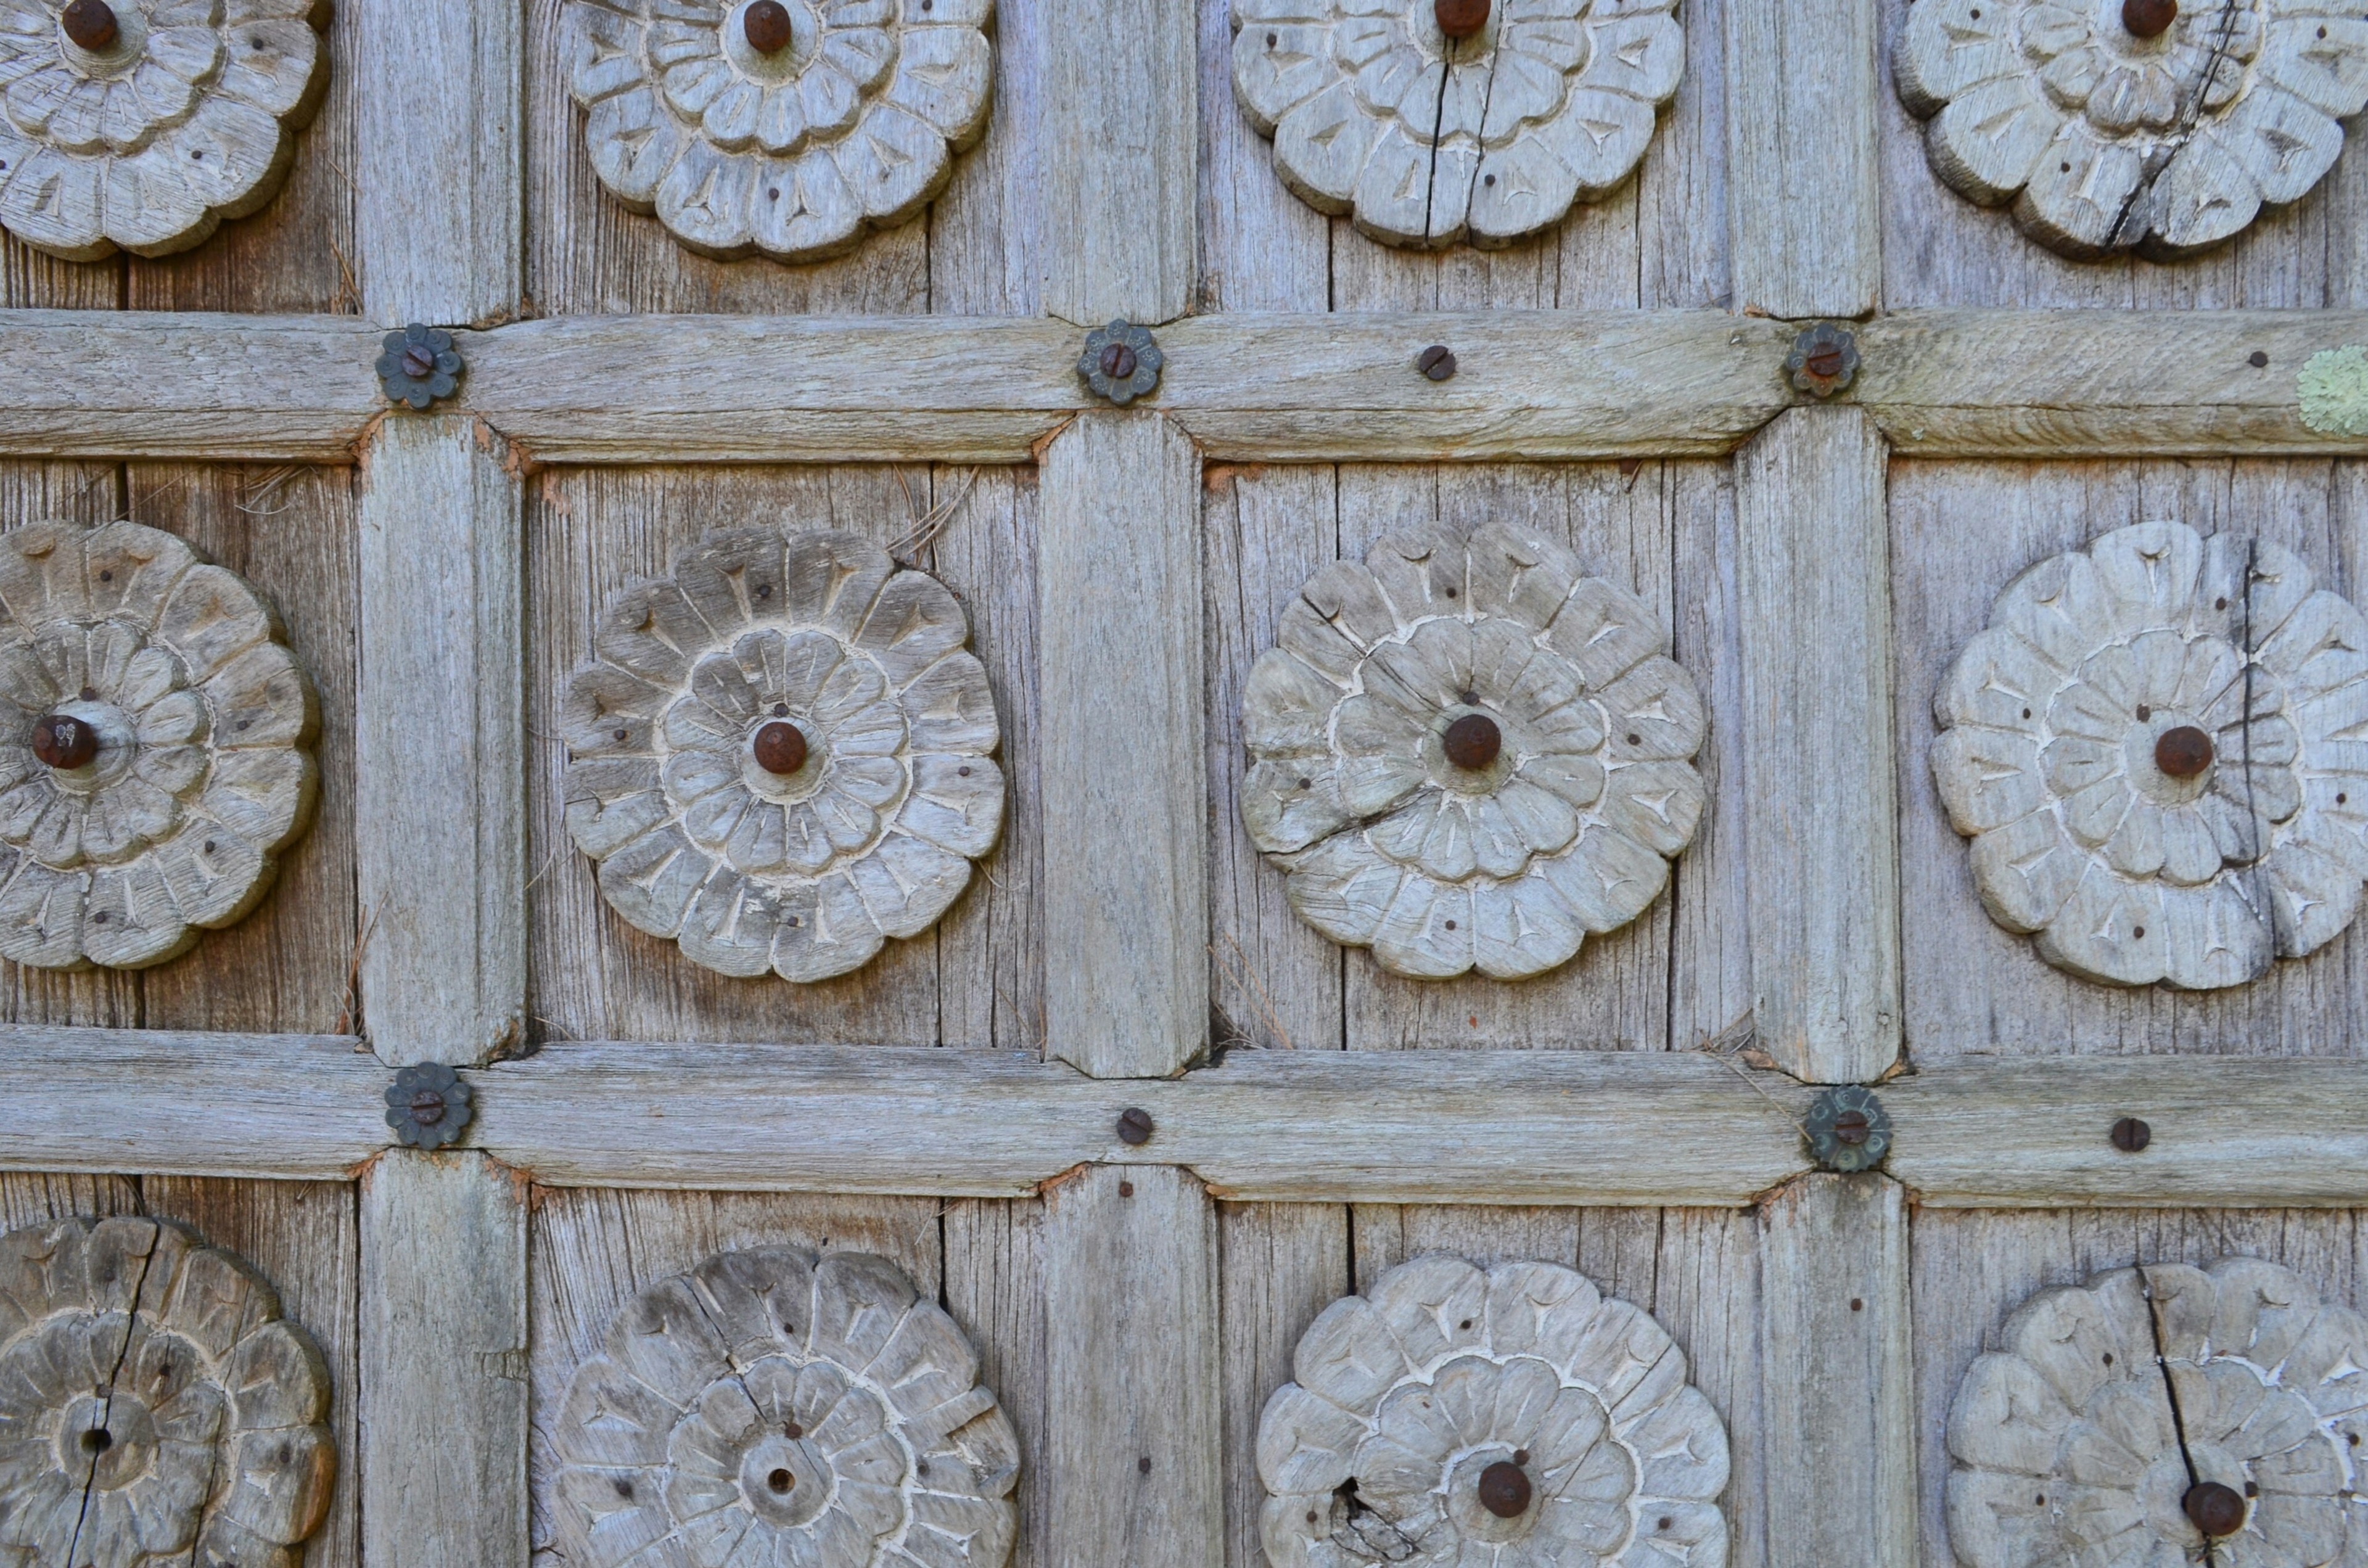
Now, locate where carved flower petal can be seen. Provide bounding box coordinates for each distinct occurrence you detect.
[1371,874,1474,977]
[884,23,992,142]
[1971,814,2085,931]
[1896,0,2021,115]
[2033,868,2168,985]
[654,134,757,254]
[1270,78,1379,210]
[836,100,949,222]
[1534,824,1669,934]
[1236,19,1339,131]
[1246,648,1342,756]
[1469,874,1584,980]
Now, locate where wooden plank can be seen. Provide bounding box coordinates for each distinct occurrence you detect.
[361,1151,528,1568]
[1042,0,1196,325]
[944,1197,1052,1568]
[1044,1165,1221,1567]
[1724,0,1881,318]
[358,417,524,1065]
[1215,1203,1346,1568]
[1040,413,1206,1077]
[1759,1175,1915,1568]
[1733,407,1900,1083]
[355,0,521,325]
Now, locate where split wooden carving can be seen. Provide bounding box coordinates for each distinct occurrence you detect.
[562,525,1003,982]
[1933,520,2368,989]
[558,0,995,262]
[0,0,329,261]
[1895,0,2368,259]
[0,519,318,972]
[0,1215,336,1568]
[1241,522,1705,980]
[550,1246,1019,1568]
[1230,0,1685,248]
[1946,1258,2368,1568]
[1257,1254,1729,1567]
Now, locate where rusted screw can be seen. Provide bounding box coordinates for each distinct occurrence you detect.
[1117,1107,1154,1145]
[2184,1481,2245,1537]
[1100,342,1139,381]
[30,714,96,770]
[2123,0,2177,37]
[2248,350,2270,368]
[60,0,118,49]
[1418,345,1458,381]
[2155,725,2213,779]
[400,342,438,379]
[752,721,808,776]
[1804,344,1847,380]
[1476,1460,1531,1518]
[1832,1109,1872,1146]
[408,1089,447,1127]
[1442,713,1501,770]
[1436,0,1490,39]
[2111,1117,2152,1152]
[744,0,794,52]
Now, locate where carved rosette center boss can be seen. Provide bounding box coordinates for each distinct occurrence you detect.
[563,526,1003,983]
[558,0,995,261]
[1231,0,1685,248]
[1243,523,1706,980]
[0,1216,336,1568]
[553,1246,1019,1568]
[1946,1259,2368,1568]
[1933,520,2368,990]
[1259,1255,1730,1568]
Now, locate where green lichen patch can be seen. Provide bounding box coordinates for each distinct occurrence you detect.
[2300,345,2368,438]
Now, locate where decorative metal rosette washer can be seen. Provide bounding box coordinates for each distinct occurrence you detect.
[1946,1258,2368,1568]
[1230,0,1685,248]
[376,322,463,409]
[1804,1084,1890,1172]
[1241,522,1707,980]
[0,0,331,260]
[1076,319,1162,406]
[1894,0,2368,259]
[1933,520,2368,989]
[385,1062,473,1150]
[562,525,1003,983]
[1258,1254,1730,1568]
[0,1215,336,1567]
[557,0,995,262]
[551,1246,1019,1567]
[0,518,318,971]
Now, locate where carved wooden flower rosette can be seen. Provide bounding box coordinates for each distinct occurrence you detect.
[562,526,1003,983]
[1933,520,2368,989]
[1947,1258,2368,1568]
[0,0,329,261]
[558,0,995,262]
[1895,0,2368,258]
[1242,523,1705,980]
[1257,1255,1730,1568]
[0,1215,336,1568]
[1230,0,1685,248]
[551,1246,1019,1568]
[0,519,318,972]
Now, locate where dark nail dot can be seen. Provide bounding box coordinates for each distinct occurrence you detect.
[782,1322,796,1334]
[1307,1511,1319,1524]
[97,570,110,581]
[1138,1455,1153,1474]
[2103,1353,2114,1365]
[2250,350,2270,367]
[788,916,800,926]
[2350,1433,2360,1445]
[192,149,202,159]
[79,687,94,700]
[1626,733,1642,745]
[1850,1298,1863,1311]
[276,1442,292,1464]
[1459,1319,1473,1330]
[612,1477,635,1498]
[2036,1493,2045,1505]
[1444,919,1457,930]
[1484,173,1495,186]
[785,1421,802,1438]
[2021,707,2032,718]
[2132,926,2145,939]
[80,1427,111,1453]
[2061,161,2072,171]
[1296,776,1310,789]
[614,728,628,741]
[916,1459,930,1475]
[960,765,974,776]
[1513,1448,1529,1463]
[202,840,215,853]
[2216,597,2228,609]
[757,584,771,597]
[1444,586,1458,597]
[768,187,780,200]
[1119,1180,1134,1196]
[1659,1516,1674,1530]
[2341,794,2350,805]
[1266,29,1276,43]
[2136,704,2151,720]
[91,911,105,922]
[2247,1481,2261,1497]
[772,703,788,716]
[236,718,250,730]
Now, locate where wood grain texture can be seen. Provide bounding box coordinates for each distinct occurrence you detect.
[358,418,524,1065]
[362,1151,529,1568]
[1215,1202,1345,1568]
[356,0,522,324]
[1044,1165,1221,1568]
[1042,0,1196,324]
[1734,407,1901,1083]
[1759,1175,1915,1568]
[944,1197,1052,1568]
[1041,414,1206,1077]
[1724,0,1881,318]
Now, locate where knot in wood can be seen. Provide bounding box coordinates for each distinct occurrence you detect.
[1442,713,1502,770]
[30,713,96,771]
[752,720,808,776]
[2155,724,2213,779]
[2121,0,2177,38]
[1435,0,1490,40]
[60,0,118,49]
[744,0,794,53]
[1476,1460,1531,1518]
[1099,342,1138,381]
[2184,1481,2246,1537]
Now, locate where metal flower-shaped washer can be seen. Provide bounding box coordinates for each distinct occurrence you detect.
[376,323,463,410]
[1786,322,1859,398]
[385,1062,473,1150]
[1077,319,1162,406]
[1804,1085,1889,1172]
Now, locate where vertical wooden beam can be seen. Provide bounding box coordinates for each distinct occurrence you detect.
[1723,0,1881,319]
[1759,1175,1915,1568]
[356,418,524,1067]
[1041,0,1198,324]
[361,1152,529,1568]
[1733,408,1900,1084]
[1040,412,1207,1078]
[1045,1165,1223,1568]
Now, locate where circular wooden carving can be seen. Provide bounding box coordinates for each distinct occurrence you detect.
[1946,1258,2368,1568]
[1932,519,2368,988]
[557,0,996,261]
[1241,522,1705,980]
[0,519,318,972]
[1257,1255,1730,1567]
[0,0,329,261]
[1894,0,2368,259]
[1230,0,1685,248]
[0,1215,335,1567]
[551,1246,1019,1567]
[562,526,1003,983]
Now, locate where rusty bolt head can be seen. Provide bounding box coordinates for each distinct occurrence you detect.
[1418,345,1458,381]
[1832,1109,1872,1146]
[60,0,118,50]
[1079,320,1164,406]
[31,714,97,770]
[1443,713,1502,770]
[2123,0,2178,37]
[2155,725,2213,779]
[1806,1085,1891,1172]
[2184,1481,2246,1537]
[753,721,808,776]
[2111,1116,2152,1152]
[400,342,437,379]
[385,1063,474,1150]
[744,0,794,52]
[1117,1107,1154,1145]
[1786,322,1861,398]
[408,1088,447,1127]
[1100,342,1139,382]
[1476,1461,1531,1518]
[1436,0,1490,39]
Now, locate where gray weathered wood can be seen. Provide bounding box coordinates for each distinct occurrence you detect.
[944,1197,1052,1568]
[1044,1165,1220,1568]
[1724,0,1880,318]
[1734,406,1900,1083]
[1042,0,1195,325]
[1041,413,1206,1077]
[358,417,524,1065]
[1759,1175,1915,1568]
[362,1151,528,1568]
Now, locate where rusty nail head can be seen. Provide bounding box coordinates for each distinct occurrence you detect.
[408,1089,446,1127]
[2123,0,2178,37]
[1117,1106,1154,1144]
[2184,1481,2245,1537]
[1805,345,1846,378]
[400,342,437,379]
[2249,350,2270,367]
[1100,342,1138,381]
[1443,713,1501,770]
[1418,345,1458,381]
[1477,1460,1531,1518]
[753,720,808,776]
[61,0,117,49]
[2155,725,2213,779]
[2111,1116,2152,1152]
[1436,0,1490,39]
[1832,1109,1872,1146]
[1117,1180,1135,1197]
[744,0,794,51]
[31,714,96,770]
